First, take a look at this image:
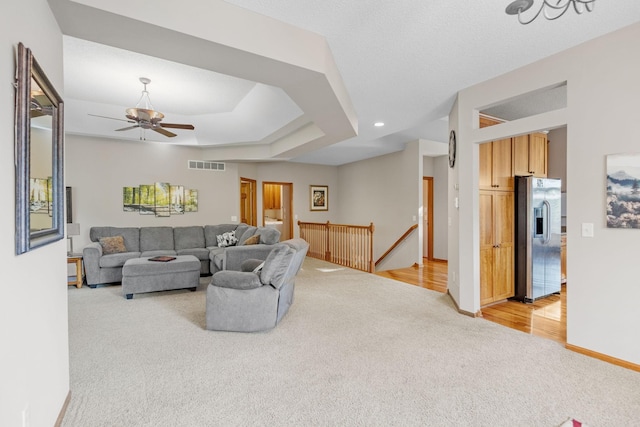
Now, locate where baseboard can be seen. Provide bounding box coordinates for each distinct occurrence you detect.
[565,344,640,372]
[447,290,481,318]
[55,390,71,427]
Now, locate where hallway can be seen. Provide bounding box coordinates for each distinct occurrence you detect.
[376,260,566,344]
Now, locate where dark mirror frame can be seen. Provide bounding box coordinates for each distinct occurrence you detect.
[15,42,65,254]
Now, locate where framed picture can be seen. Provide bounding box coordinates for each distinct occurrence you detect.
[310,185,328,211]
[606,153,640,229]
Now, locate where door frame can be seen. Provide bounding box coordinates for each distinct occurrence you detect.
[240,177,257,226]
[262,181,293,240]
[423,177,434,261]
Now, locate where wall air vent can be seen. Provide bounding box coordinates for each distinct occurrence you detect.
[188,160,226,171]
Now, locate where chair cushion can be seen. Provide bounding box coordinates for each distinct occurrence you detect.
[212,271,263,290]
[260,244,294,288]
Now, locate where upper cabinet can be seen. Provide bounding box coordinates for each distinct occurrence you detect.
[514,132,548,177]
[479,138,514,191]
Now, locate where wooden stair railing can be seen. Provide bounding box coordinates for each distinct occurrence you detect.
[375,224,418,268]
[298,221,375,273]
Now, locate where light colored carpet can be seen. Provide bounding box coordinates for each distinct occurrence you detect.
[63,258,639,426]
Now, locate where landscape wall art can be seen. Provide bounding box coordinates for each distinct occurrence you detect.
[123,182,198,217]
[606,153,640,229]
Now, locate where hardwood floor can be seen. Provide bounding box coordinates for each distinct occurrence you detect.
[376,259,567,344]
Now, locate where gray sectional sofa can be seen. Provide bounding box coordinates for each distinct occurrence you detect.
[83,224,281,287]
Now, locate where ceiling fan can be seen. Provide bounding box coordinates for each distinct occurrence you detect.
[90,77,194,139]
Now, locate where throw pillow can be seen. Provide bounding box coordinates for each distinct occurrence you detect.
[243,234,260,245]
[216,230,238,248]
[99,236,127,254]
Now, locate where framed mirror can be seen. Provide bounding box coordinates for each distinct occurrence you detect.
[15,42,65,254]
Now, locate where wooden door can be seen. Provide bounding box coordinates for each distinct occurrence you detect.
[529,133,547,177]
[479,190,515,305]
[422,177,434,261]
[493,191,514,301]
[492,138,514,190]
[513,135,530,176]
[240,178,257,226]
[479,191,495,305]
[479,142,493,190]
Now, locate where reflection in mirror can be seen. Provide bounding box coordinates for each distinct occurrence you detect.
[15,42,64,254]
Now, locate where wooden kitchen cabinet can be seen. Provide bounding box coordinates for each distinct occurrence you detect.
[479,138,514,191]
[263,184,282,210]
[480,190,515,306]
[514,132,548,177]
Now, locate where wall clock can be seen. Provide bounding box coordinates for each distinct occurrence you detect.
[448,130,456,168]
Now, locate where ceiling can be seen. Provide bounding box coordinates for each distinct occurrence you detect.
[51,0,640,166]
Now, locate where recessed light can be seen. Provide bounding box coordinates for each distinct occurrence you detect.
[374,122,385,127]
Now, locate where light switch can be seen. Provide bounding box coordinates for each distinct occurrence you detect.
[231,215,238,222]
[412,215,417,222]
[581,222,594,237]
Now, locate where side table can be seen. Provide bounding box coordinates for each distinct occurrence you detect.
[67,253,84,288]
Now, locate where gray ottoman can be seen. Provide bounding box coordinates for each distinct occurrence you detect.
[122,255,200,299]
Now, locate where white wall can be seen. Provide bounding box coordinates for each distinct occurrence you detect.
[451,23,640,364]
[0,1,70,426]
[66,135,242,249]
[547,127,567,191]
[250,162,340,236]
[338,141,421,270]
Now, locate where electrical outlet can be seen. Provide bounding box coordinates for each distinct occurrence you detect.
[231,215,237,222]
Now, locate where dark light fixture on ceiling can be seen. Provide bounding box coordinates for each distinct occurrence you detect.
[506,0,595,25]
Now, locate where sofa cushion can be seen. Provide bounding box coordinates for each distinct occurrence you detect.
[260,243,295,288]
[255,227,281,245]
[140,227,174,252]
[204,224,238,247]
[216,231,238,248]
[177,247,210,261]
[238,226,258,244]
[90,227,140,252]
[174,226,205,250]
[99,251,141,268]
[242,234,260,245]
[99,236,127,254]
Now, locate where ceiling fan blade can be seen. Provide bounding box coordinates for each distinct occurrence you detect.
[115,125,140,132]
[160,123,195,130]
[89,113,136,123]
[153,127,177,138]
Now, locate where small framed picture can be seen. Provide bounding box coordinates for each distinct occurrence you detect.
[310,185,328,211]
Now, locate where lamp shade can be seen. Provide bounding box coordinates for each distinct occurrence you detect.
[67,223,80,236]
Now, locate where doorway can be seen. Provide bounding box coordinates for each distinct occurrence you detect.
[423,177,434,261]
[262,182,293,240]
[240,178,257,226]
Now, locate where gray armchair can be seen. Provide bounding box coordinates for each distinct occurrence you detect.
[205,238,309,332]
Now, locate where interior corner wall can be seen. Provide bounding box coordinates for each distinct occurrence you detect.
[338,141,421,271]
[65,135,241,249]
[432,156,449,260]
[422,155,449,261]
[0,1,70,426]
[453,22,640,364]
[547,127,567,192]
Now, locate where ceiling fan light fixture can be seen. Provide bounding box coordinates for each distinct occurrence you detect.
[506,0,595,25]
